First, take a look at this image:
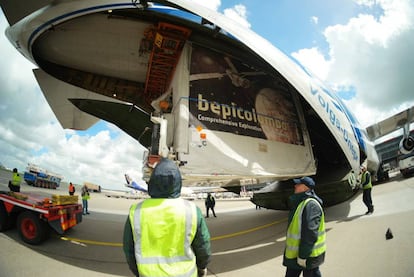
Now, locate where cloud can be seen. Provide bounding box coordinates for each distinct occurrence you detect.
[292,47,331,80]
[193,0,250,28]
[223,4,251,29]
[292,0,414,127]
[37,129,146,188]
[194,0,251,28]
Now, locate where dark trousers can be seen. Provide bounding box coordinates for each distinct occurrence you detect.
[363,188,374,212]
[285,267,322,277]
[206,206,216,217]
[8,181,20,192]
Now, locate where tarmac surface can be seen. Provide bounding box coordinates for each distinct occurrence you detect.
[1,169,414,276]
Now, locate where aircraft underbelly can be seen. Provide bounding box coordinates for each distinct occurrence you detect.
[33,14,149,83]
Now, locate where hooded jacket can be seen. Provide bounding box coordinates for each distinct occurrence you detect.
[123,158,211,276]
[283,189,325,269]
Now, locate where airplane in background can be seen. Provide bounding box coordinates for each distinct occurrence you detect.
[124,173,217,198]
[124,174,148,192]
[365,106,414,178]
[2,0,411,210]
[365,106,414,155]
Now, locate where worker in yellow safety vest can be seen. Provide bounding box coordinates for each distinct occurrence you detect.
[123,158,211,277]
[81,185,90,215]
[360,165,374,214]
[8,168,22,192]
[283,176,326,277]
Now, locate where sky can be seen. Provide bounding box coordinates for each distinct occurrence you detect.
[1,0,414,190]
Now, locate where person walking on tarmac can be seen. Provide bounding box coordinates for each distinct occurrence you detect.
[360,165,374,215]
[69,182,75,196]
[8,168,22,192]
[205,192,217,218]
[81,185,90,215]
[283,176,326,277]
[123,158,211,277]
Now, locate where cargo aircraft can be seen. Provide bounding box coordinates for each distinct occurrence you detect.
[3,0,410,210]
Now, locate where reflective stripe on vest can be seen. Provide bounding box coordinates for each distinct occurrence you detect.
[11,173,21,186]
[129,199,197,277]
[285,198,326,259]
[361,171,372,189]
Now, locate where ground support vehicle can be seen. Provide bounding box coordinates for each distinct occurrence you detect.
[399,153,414,178]
[0,191,82,244]
[376,162,391,182]
[83,182,101,192]
[23,164,63,189]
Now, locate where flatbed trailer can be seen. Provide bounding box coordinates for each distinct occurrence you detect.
[0,191,82,244]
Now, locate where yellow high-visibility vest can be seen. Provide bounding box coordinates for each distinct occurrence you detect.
[81,191,90,200]
[129,198,197,277]
[285,198,326,259]
[361,171,373,189]
[11,173,21,186]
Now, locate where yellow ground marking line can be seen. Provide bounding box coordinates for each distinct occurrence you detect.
[61,218,287,246]
[211,218,287,241]
[61,236,122,247]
